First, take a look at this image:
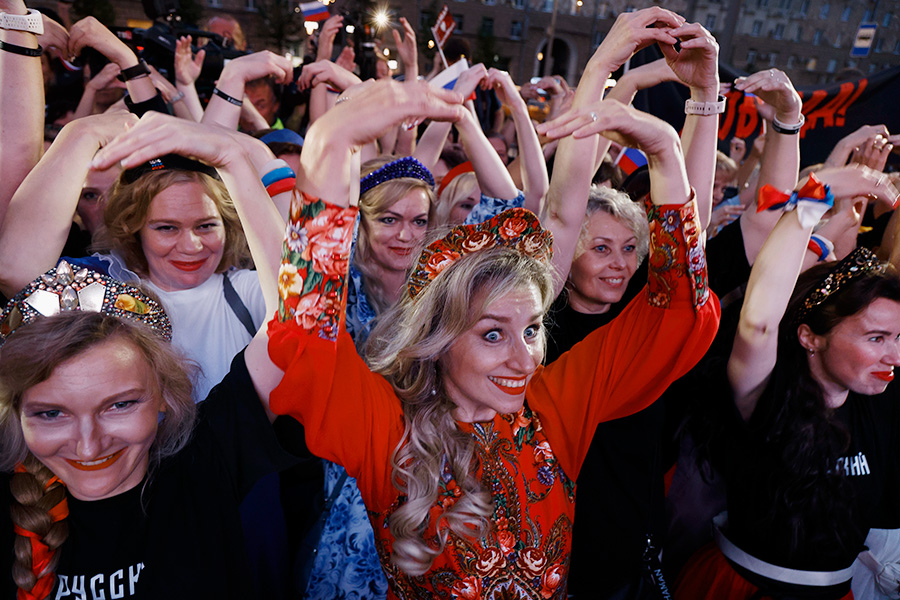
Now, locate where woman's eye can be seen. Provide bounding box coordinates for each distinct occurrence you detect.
[197,222,220,231]
[593,245,608,254]
[484,330,501,342]
[624,245,636,253]
[111,400,137,411]
[524,324,540,339]
[153,225,176,232]
[36,410,62,420]
[413,218,428,227]
[869,335,885,343]
[379,217,396,225]
[80,191,100,202]
[459,202,475,212]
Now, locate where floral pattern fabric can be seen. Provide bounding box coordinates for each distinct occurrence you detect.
[371,404,576,600]
[464,191,525,227]
[267,192,719,600]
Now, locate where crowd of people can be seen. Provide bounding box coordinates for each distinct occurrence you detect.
[0,1,899,599]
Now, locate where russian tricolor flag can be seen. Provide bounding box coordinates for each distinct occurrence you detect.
[299,1,329,22]
[614,146,648,176]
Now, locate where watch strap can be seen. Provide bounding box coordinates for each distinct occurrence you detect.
[684,95,726,116]
[0,9,44,35]
[120,60,150,81]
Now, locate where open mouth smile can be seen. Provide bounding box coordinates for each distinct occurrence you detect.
[66,449,125,471]
[488,375,527,395]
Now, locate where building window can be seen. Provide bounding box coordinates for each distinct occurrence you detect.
[820,3,829,19]
[875,38,884,52]
[883,13,892,27]
[752,20,762,36]
[757,0,769,7]
[598,2,609,18]
[541,0,552,11]
[807,57,816,70]
[863,9,872,21]
[827,58,837,72]
[705,14,716,31]
[453,13,464,31]
[813,29,822,45]
[510,20,522,39]
[484,0,495,5]
[592,30,602,48]
[769,52,779,66]
[512,0,524,8]
[773,24,784,39]
[747,49,758,65]
[833,32,841,47]
[894,39,900,54]
[797,0,808,15]
[787,54,796,67]
[841,5,851,21]
[795,25,803,42]
[481,16,494,35]
[208,0,222,7]
[869,63,878,73]
[245,0,256,11]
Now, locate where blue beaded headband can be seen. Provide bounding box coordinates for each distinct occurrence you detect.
[359,157,435,196]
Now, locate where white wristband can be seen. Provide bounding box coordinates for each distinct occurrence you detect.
[0,9,43,35]
[685,95,726,116]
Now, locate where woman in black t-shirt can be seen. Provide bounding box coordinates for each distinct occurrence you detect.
[675,167,900,600]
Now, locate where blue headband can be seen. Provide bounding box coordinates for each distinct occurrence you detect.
[359,157,435,196]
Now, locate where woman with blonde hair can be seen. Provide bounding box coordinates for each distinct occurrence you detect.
[266,56,718,597]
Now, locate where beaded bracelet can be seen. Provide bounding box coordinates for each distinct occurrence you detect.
[0,39,41,57]
[772,113,805,135]
[212,87,243,107]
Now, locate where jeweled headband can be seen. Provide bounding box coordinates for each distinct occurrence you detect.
[793,246,887,323]
[359,157,435,196]
[0,260,172,346]
[407,207,553,299]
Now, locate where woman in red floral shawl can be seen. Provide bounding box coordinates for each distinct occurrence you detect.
[267,61,719,600]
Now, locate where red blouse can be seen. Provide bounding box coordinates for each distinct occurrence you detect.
[268,193,719,599]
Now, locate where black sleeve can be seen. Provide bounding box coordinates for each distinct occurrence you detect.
[706,217,751,299]
[193,351,305,499]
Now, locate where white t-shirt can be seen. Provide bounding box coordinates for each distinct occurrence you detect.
[145,269,266,401]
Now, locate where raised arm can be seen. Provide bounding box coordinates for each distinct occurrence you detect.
[734,69,803,263]
[0,112,136,296]
[68,17,157,105]
[728,167,896,420]
[0,0,52,225]
[391,17,419,156]
[538,6,684,295]
[486,68,548,216]
[172,35,206,121]
[92,113,288,411]
[660,21,720,230]
[201,51,293,130]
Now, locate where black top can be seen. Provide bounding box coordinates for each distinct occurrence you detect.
[1,351,301,600]
[721,376,900,571]
[546,267,669,597]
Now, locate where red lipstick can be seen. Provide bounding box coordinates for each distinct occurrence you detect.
[873,371,894,382]
[170,260,206,272]
[66,449,124,471]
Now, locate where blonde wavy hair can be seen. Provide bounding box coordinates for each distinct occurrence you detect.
[0,311,197,596]
[355,156,436,313]
[365,245,555,575]
[96,169,252,278]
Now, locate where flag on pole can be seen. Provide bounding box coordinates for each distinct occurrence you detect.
[299,1,329,22]
[431,5,456,48]
[614,147,648,176]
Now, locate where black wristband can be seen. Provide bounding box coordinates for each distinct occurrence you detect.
[212,87,243,107]
[120,59,150,81]
[0,40,42,57]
